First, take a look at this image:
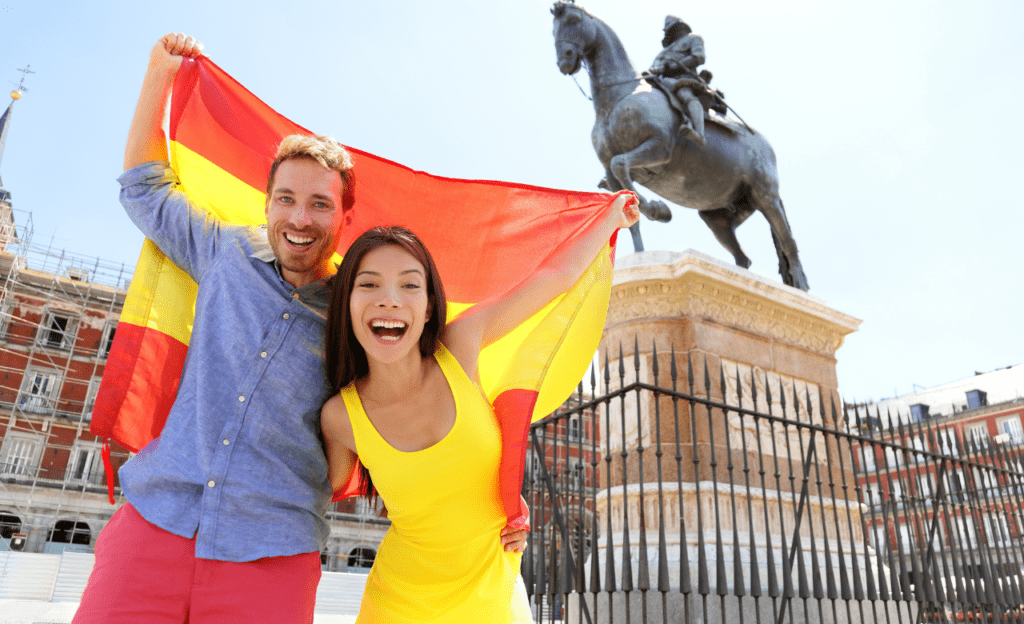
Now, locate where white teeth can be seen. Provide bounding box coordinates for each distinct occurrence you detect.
[284,233,315,245]
[371,320,407,329]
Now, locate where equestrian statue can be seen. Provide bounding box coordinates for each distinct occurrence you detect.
[551,1,809,290]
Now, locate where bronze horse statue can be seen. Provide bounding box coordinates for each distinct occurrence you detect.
[551,2,809,290]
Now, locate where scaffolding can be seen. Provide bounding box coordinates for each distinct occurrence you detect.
[0,199,132,554]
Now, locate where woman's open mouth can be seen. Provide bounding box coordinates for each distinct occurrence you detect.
[370,319,408,342]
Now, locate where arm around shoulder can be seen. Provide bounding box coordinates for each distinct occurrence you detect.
[321,393,359,494]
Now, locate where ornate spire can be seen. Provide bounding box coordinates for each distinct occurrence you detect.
[0,66,32,190]
[0,98,14,190]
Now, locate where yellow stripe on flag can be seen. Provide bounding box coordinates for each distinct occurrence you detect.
[170,141,268,224]
[120,241,197,343]
[479,243,612,420]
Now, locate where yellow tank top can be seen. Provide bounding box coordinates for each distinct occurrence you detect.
[341,344,532,623]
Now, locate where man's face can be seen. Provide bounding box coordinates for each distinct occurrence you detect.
[264,157,345,288]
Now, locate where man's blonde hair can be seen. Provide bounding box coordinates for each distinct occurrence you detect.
[266,134,355,202]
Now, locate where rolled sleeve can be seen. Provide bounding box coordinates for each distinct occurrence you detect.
[118,161,223,281]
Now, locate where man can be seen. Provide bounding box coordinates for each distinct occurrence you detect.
[73,33,354,623]
[648,16,708,146]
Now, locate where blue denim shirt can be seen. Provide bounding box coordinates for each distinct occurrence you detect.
[117,162,334,561]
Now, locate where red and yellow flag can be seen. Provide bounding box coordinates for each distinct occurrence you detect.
[92,56,618,524]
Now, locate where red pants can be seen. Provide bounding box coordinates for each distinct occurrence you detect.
[73,503,322,624]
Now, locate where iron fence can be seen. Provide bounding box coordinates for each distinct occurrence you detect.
[522,341,1024,623]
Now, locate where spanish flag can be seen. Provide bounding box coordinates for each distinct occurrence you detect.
[92,56,618,525]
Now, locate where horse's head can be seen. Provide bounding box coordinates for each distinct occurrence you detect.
[551,1,596,76]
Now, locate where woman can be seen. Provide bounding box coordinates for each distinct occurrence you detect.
[321,193,637,623]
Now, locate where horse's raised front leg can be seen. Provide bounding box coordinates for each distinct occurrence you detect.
[608,138,673,223]
[602,168,645,252]
[753,191,809,291]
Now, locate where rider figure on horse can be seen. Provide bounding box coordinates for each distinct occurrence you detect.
[647,16,710,146]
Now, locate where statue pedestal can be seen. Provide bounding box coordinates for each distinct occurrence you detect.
[575,250,872,622]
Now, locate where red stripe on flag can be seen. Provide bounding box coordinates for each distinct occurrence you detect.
[91,323,187,453]
[170,57,615,304]
[171,57,308,192]
[493,388,540,527]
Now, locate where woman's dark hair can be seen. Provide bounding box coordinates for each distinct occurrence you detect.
[325,226,448,498]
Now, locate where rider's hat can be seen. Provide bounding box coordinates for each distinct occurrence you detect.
[662,16,692,47]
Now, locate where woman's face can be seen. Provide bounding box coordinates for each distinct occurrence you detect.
[349,244,430,363]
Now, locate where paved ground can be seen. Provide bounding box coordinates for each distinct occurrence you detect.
[0,600,358,624]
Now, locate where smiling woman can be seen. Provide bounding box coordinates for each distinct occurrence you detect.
[320,193,636,624]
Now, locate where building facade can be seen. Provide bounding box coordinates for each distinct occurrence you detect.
[852,365,1024,592]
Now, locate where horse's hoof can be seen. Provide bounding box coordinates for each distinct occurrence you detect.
[643,200,673,223]
[786,268,810,291]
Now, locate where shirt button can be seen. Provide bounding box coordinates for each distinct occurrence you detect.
[260,351,268,359]
[208,480,216,487]
[238,396,245,402]
[222,439,230,446]
[283,312,290,320]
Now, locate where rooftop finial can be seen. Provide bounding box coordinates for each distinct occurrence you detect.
[10,65,34,101]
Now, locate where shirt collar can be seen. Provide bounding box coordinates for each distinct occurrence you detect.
[251,226,334,317]
[250,226,277,264]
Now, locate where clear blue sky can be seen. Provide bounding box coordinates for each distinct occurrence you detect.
[1,0,1021,402]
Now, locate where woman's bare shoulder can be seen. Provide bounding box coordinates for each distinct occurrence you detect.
[321,392,352,435]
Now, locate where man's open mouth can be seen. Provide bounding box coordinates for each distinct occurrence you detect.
[284,232,315,248]
[371,320,408,342]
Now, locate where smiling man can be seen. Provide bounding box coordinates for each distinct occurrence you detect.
[73,33,354,624]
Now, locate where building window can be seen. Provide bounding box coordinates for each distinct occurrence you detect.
[983,513,1011,547]
[0,433,43,477]
[965,423,989,450]
[526,450,545,481]
[83,377,102,420]
[958,516,979,548]
[47,520,91,545]
[937,429,956,456]
[995,415,1024,445]
[36,310,78,350]
[348,547,376,570]
[859,446,876,472]
[100,322,117,359]
[897,524,916,553]
[862,482,882,505]
[885,447,899,468]
[917,475,932,501]
[909,435,928,463]
[889,481,903,501]
[567,415,582,442]
[18,368,61,414]
[66,442,104,486]
[0,514,22,539]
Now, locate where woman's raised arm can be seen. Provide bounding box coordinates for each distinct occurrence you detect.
[446,192,638,378]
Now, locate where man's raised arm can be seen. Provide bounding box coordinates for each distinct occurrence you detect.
[124,33,204,171]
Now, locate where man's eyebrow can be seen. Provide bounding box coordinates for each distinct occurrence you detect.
[272,188,335,201]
